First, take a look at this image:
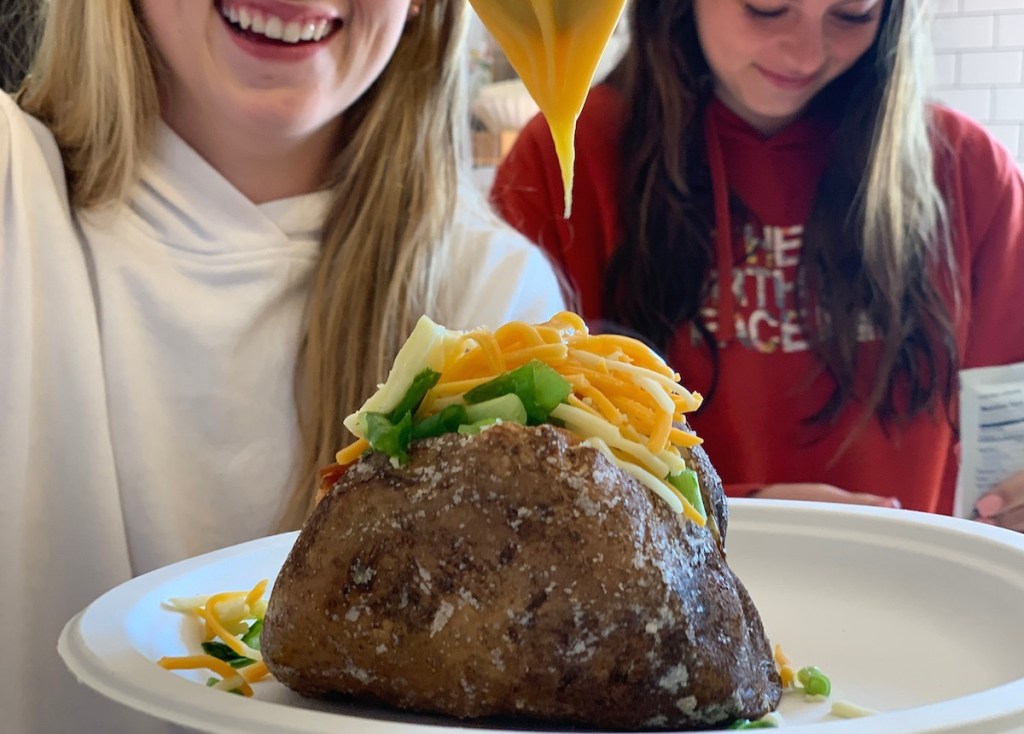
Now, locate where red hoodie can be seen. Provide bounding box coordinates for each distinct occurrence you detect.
[492,85,1024,514]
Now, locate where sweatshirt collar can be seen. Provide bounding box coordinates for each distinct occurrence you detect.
[708,96,835,148]
[130,121,330,253]
[703,98,836,346]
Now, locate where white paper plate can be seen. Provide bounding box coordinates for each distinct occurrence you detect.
[59,500,1024,734]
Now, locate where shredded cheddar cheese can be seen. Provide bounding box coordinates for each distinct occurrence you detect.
[159,579,272,696]
[774,644,797,689]
[335,437,370,466]
[158,655,255,697]
[201,593,262,660]
[336,312,708,524]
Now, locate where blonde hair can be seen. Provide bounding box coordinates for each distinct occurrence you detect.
[800,0,956,431]
[290,3,469,528]
[18,0,159,207]
[19,0,470,528]
[864,0,947,286]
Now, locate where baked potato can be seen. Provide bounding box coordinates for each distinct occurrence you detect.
[261,422,781,730]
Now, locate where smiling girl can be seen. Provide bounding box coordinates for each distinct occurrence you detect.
[1,1,563,731]
[493,1,1024,523]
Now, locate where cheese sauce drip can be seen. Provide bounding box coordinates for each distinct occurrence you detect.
[468,0,628,217]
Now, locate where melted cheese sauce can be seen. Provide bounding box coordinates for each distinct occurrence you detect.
[469,0,628,217]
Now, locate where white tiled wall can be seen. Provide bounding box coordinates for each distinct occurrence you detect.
[932,1,1024,167]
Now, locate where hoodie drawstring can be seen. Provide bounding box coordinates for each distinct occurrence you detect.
[704,107,736,346]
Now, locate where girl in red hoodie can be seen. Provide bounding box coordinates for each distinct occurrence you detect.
[492,0,1024,531]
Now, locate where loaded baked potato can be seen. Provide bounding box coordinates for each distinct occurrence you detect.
[261,313,781,730]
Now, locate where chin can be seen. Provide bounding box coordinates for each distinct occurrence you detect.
[224,89,342,138]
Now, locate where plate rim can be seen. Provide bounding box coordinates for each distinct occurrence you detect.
[58,500,1024,734]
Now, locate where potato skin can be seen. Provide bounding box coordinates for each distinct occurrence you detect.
[262,424,780,730]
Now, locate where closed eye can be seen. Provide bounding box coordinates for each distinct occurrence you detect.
[834,10,877,24]
[744,3,787,19]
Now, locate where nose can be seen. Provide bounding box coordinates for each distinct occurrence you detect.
[779,18,827,76]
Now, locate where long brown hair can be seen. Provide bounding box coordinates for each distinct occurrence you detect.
[18,0,471,528]
[605,0,956,432]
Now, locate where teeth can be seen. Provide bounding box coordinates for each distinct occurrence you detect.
[283,21,302,43]
[264,16,283,39]
[221,3,335,44]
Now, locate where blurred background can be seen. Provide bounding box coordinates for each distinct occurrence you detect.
[0,3,44,93]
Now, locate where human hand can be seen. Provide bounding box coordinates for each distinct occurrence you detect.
[751,483,902,509]
[974,471,1024,533]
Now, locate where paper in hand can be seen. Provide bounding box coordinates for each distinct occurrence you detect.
[954,363,1024,518]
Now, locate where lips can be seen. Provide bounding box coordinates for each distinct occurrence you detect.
[756,65,818,91]
[216,0,342,46]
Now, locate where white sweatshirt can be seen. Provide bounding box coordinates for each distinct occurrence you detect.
[0,93,565,733]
